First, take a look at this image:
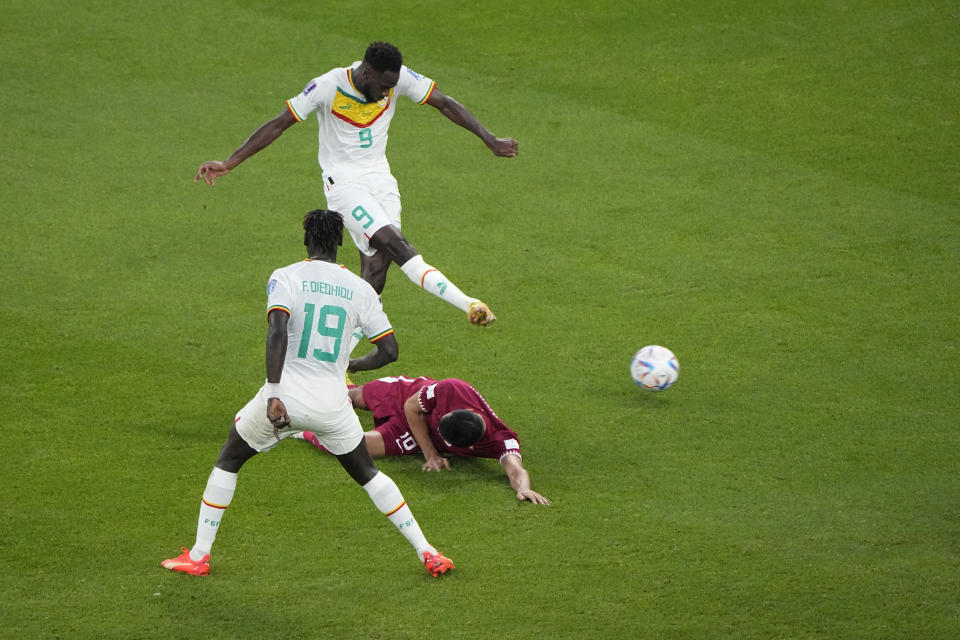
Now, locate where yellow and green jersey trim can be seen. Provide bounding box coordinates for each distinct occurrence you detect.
[284,70,436,125]
[324,68,393,128]
[267,305,291,318]
[285,99,304,122]
[418,80,437,105]
[368,328,395,343]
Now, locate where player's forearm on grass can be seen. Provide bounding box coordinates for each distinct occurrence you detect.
[404,397,441,459]
[505,460,532,494]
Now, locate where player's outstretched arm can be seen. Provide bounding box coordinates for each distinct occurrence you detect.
[500,454,550,505]
[424,89,518,157]
[194,109,299,185]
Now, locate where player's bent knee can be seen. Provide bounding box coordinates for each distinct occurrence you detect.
[336,441,380,485]
[370,226,417,264]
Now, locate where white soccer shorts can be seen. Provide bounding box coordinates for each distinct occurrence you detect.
[324,172,402,257]
[234,385,363,455]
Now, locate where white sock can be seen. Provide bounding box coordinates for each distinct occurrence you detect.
[362,471,435,560]
[191,467,237,561]
[399,255,476,313]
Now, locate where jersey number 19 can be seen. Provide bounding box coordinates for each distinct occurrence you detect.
[298,303,347,362]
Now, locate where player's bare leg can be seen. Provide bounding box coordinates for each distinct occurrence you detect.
[359,250,392,295]
[362,431,387,457]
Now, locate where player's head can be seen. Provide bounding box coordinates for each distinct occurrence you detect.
[363,41,402,72]
[357,42,401,102]
[302,209,344,258]
[438,410,486,448]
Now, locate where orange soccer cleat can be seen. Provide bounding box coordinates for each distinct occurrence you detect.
[422,550,455,577]
[161,547,210,576]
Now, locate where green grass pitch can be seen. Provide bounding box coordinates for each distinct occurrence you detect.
[1,1,958,638]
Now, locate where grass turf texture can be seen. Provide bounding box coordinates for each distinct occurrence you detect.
[2,0,958,638]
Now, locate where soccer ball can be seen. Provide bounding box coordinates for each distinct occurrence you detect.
[631,345,679,391]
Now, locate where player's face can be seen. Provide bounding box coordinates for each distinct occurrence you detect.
[358,68,399,102]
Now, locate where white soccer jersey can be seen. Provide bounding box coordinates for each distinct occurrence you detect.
[266,259,393,396]
[285,62,436,182]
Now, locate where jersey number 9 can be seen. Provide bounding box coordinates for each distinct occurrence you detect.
[358,127,373,148]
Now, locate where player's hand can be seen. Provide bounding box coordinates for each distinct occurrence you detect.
[488,137,518,158]
[421,454,450,472]
[517,489,550,505]
[195,161,231,185]
[267,397,291,438]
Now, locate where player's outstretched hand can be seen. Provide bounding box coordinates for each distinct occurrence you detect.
[421,454,451,472]
[489,137,518,158]
[517,489,550,505]
[194,161,231,185]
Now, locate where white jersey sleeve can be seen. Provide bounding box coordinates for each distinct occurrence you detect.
[396,65,436,104]
[356,280,393,343]
[285,70,337,123]
[266,267,296,316]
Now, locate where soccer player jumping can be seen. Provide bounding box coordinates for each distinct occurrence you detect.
[195,41,516,328]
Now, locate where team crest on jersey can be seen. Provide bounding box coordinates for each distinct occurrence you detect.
[267,278,278,295]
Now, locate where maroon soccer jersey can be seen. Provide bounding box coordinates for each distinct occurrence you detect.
[361,376,521,460]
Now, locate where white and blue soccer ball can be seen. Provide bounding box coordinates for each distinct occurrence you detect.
[631,345,679,391]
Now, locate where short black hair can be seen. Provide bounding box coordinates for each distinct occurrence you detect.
[302,209,344,255]
[364,41,403,72]
[438,410,486,448]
